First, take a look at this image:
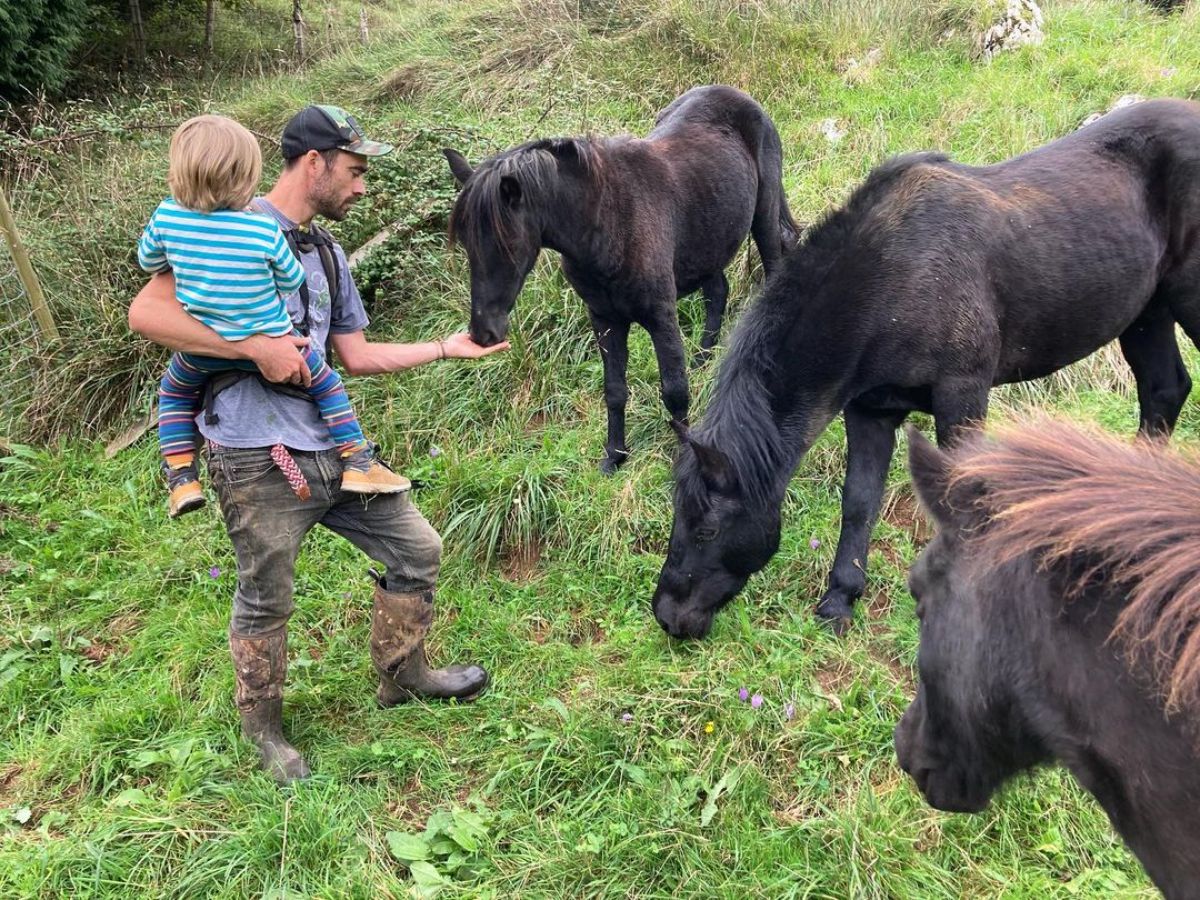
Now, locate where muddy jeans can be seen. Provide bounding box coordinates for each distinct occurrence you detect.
[206,445,442,635]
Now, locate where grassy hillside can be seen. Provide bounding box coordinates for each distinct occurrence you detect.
[2,0,1199,896]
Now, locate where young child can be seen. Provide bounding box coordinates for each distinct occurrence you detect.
[139,114,408,518]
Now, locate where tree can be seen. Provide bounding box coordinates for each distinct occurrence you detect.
[0,0,91,98]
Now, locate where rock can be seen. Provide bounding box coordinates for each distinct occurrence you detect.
[1080,93,1147,128]
[819,118,847,144]
[975,0,1045,61]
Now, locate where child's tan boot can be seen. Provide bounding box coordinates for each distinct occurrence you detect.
[340,446,411,495]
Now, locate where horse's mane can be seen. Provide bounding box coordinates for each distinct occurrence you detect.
[948,417,1200,715]
[677,151,951,512]
[447,137,605,260]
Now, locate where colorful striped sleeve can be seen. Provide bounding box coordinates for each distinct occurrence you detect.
[137,208,169,274]
[267,226,306,295]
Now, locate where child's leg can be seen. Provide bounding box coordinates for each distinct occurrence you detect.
[159,353,230,466]
[298,347,410,494]
[299,347,368,454]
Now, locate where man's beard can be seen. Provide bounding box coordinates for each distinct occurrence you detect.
[312,177,352,221]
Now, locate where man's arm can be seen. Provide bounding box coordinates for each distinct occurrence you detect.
[128,272,313,385]
[331,330,509,376]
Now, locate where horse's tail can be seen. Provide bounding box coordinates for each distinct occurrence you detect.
[754,112,802,258]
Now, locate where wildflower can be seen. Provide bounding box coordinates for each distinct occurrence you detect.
[751,694,763,709]
[784,702,796,721]
[704,721,715,734]
[343,592,353,601]
[208,566,220,579]
[430,445,443,458]
[738,687,749,702]
[810,538,821,550]
[621,712,633,723]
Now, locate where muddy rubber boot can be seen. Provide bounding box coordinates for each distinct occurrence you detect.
[229,627,311,784]
[368,570,488,708]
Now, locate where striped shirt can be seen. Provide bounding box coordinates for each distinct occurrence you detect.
[137,198,306,341]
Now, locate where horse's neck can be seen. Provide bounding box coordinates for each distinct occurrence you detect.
[538,167,604,263]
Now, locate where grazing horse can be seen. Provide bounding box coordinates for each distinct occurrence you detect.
[652,98,1200,640]
[443,84,799,473]
[896,420,1200,899]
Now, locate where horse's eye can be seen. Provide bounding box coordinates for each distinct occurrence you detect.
[695,527,718,543]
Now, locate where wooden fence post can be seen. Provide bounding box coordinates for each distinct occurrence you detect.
[0,186,58,343]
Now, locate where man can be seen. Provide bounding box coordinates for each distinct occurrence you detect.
[128,105,508,784]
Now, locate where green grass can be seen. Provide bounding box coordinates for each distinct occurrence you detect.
[2,0,1200,895]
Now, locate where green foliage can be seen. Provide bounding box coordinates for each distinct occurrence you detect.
[2,0,1200,896]
[0,0,91,98]
[386,801,497,895]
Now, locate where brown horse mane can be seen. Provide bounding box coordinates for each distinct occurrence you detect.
[945,417,1200,716]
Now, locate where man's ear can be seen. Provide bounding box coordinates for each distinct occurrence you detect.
[443,148,473,186]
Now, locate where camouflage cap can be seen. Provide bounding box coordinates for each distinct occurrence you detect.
[280,105,393,159]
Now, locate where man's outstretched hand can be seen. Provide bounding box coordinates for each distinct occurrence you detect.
[442,332,511,359]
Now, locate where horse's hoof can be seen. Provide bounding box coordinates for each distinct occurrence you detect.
[598,451,628,476]
[815,597,854,636]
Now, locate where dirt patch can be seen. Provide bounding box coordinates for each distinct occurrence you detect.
[565,614,605,647]
[527,616,551,645]
[80,640,121,665]
[106,613,142,639]
[501,539,543,584]
[881,489,931,542]
[814,659,856,701]
[0,765,24,804]
[388,775,429,829]
[523,411,549,434]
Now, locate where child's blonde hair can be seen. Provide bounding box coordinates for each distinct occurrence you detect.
[167,114,262,213]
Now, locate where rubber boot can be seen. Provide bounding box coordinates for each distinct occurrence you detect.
[229,627,311,784]
[368,570,488,708]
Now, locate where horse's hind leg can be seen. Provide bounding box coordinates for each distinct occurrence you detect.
[694,273,729,366]
[645,307,690,428]
[590,313,632,475]
[816,403,908,635]
[1119,303,1191,438]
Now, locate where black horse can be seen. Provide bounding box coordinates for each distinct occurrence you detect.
[443,85,798,473]
[897,420,1200,899]
[653,98,1200,639]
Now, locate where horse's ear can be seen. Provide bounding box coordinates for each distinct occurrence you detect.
[688,437,735,495]
[443,148,473,186]
[499,175,522,208]
[548,139,580,163]
[907,425,983,531]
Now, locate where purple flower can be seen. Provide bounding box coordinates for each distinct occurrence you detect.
[343,592,353,601]
[784,702,796,721]
[430,445,443,458]
[621,712,633,723]
[809,538,821,550]
[737,687,749,702]
[208,566,220,579]
[750,694,763,709]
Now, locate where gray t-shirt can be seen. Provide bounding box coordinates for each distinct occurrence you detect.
[196,198,370,450]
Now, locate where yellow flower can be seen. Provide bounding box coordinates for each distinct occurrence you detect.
[704,721,715,734]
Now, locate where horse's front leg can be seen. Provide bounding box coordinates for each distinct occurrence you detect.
[816,403,907,635]
[590,313,632,475]
[645,306,690,429]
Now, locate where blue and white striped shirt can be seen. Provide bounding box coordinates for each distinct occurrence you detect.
[137,198,306,341]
